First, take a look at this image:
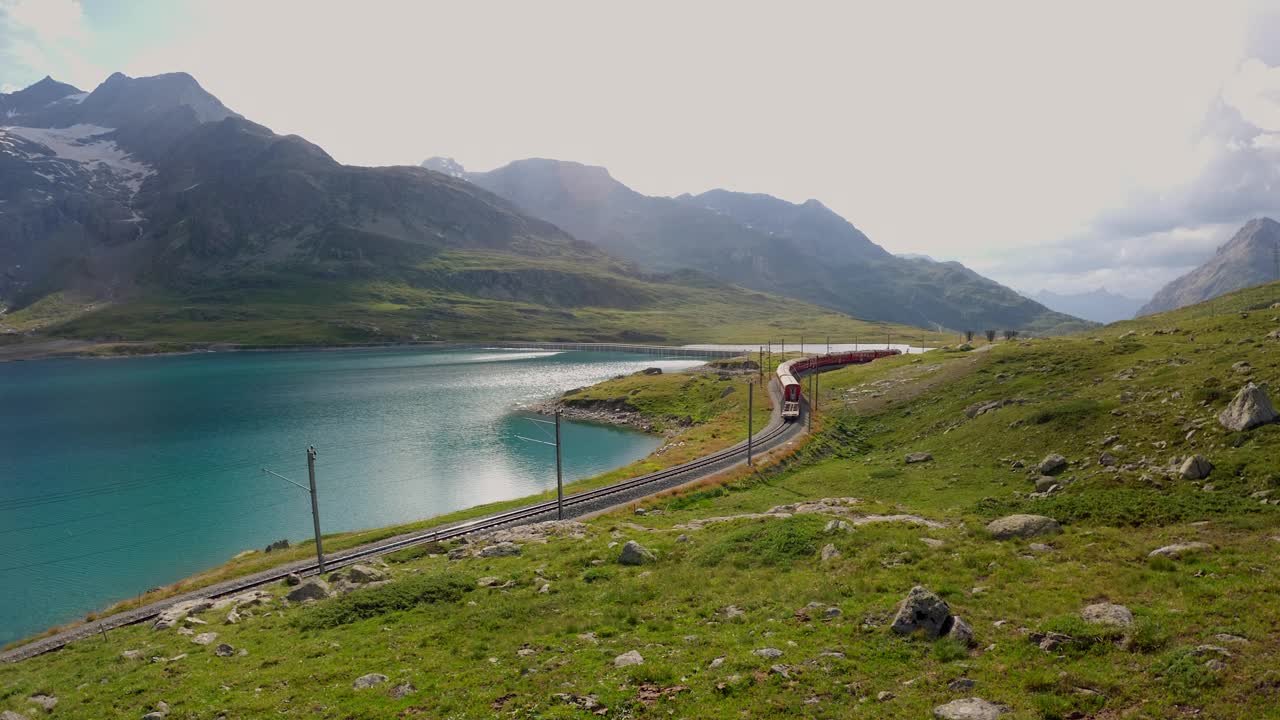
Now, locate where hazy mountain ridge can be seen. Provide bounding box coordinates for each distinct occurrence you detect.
[1139,217,1280,315]
[426,157,1088,334]
[1030,288,1146,324]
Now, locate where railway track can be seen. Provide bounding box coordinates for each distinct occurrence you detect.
[2,379,802,663]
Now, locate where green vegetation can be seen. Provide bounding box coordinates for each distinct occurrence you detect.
[2,282,1279,718]
[10,252,953,352]
[292,572,474,630]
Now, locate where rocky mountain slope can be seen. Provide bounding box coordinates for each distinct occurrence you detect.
[425,157,1089,335]
[2,73,935,346]
[1031,287,1146,324]
[1140,217,1280,315]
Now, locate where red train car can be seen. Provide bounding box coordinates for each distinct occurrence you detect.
[775,349,901,421]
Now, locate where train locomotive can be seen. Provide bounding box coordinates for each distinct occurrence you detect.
[775,349,901,420]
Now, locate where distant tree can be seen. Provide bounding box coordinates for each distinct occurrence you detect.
[984,329,996,342]
[1003,329,1020,340]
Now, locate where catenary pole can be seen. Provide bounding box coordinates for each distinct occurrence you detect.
[555,410,564,520]
[306,445,325,573]
[747,381,754,466]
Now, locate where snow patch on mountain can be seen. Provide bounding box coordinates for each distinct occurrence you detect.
[0,124,154,197]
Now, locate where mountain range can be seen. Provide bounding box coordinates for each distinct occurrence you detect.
[1029,288,1146,324]
[1139,217,1280,315]
[0,72,936,347]
[424,157,1089,335]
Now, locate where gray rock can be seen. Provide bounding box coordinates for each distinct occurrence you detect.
[28,694,57,712]
[618,540,656,566]
[476,576,502,587]
[933,697,1007,720]
[753,647,784,659]
[121,649,143,660]
[1028,543,1054,553]
[2,712,31,720]
[1038,453,1068,475]
[1149,542,1212,559]
[1081,603,1133,627]
[285,578,330,602]
[877,691,895,701]
[352,673,389,689]
[1179,455,1213,480]
[1232,361,1253,374]
[985,514,1061,540]
[343,564,388,583]
[214,643,235,657]
[1033,476,1060,493]
[389,683,416,699]
[613,650,644,667]
[141,714,166,720]
[1098,452,1118,467]
[820,543,841,561]
[675,534,689,543]
[1218,382,1278,431]
[477,542,521,558]
[824,519,852,533]
[947,615,976,646]
[905,452,934,464]
[949,678,977,691]
[284,573,302,586]
[191,632,218,646]
[890,586,952,639]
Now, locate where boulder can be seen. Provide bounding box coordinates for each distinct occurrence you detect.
[1038,454,1068,475]
[1218,382,1278,431]
[1149,542,1212,559]
[640,367,663,375]
[820,543,841,562]
[1098,452,1118,467]
[477,542,521,558]
[985,514,1061,540]
[191,632,218,646]
[353,673,389,689]
[28,695,57,712]
[905,452,934,464]
[948,615,976,646]
[618,540,656,566]
[1033,476,1060,493]
[389,683,416,699]
[890,586,952,639]
[752,647,784,659]
[214,643,235,657]
[342,564,388,584]
[284,573,302,586]
[934,697,1008,720]
[1081,603,1133,627]
[1179,455,1213,480]
[613,650,644,667]
[152,598,214,630]
[285,578,331,602]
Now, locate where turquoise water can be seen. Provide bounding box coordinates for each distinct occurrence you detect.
[0,348,701,643]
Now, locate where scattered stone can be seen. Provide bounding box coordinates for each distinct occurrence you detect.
[353,673,389,689]
[191,632,218,646]
[284,573,301,586]
[1081,603,1133,627]
[709,656,725,668]
[1098,452,1118,467]
[1232,361,1253,374]
[933,697,1007,720]
[1193,644,1232,659]
[877,691,895,701]
[619,540,656,566]
[770,664,791,678]
[1149,542,1212,559]
[121,649,143,660]
[640,367,662,375]
[1,712,30,720]
[675,534,689,543]
[1028,543,1053,553]
[1038,454,1068,475]
[905,452,934,464]
[214,643,235,657]
[477,542,521,558]
[1033,476,1060,493]
[986,514,1061,540]
[28,695,57,712]
[753,647,784,659]
[152,598,214,630]
[476,576,502,588]
[890,586,952,639]
[824,519,852,533]
[614,650,644,667]
[949,678,977,691]
[820,543,841,562]
[389,683,416,699]
[921,537,945,548]
[1218,382,1278,431]
[285,578,331,602]
[577,632,598,643]
[1205,658,1228,672]
[1179,455,1213,480]
[1036,632,1074,651]
[538,583,551,594]
[342,564,388,584]
[1213,633,1249,644]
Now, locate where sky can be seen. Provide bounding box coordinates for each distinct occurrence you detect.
[2,0,1279,299]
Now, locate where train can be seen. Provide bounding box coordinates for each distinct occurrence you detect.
[776,349,901,420]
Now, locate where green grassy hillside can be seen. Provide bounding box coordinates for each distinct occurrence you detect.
[9,251,953,351]
[2,283,1277,719]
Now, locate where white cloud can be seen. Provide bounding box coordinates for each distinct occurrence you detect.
[1223,58,1280,131]
[0,0,100,89]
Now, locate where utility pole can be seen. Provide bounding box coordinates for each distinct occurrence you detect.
[800,335,804,356]
[826,335,830,354]
[555,410,563,520]
[747,381,754,466]
[515,415,563,519]
[807,371,815,432]
[886,333,891,350]
[758,346,764,383]
[306,446,325,572]
[262,447,325,573]
[781,338,785,358]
